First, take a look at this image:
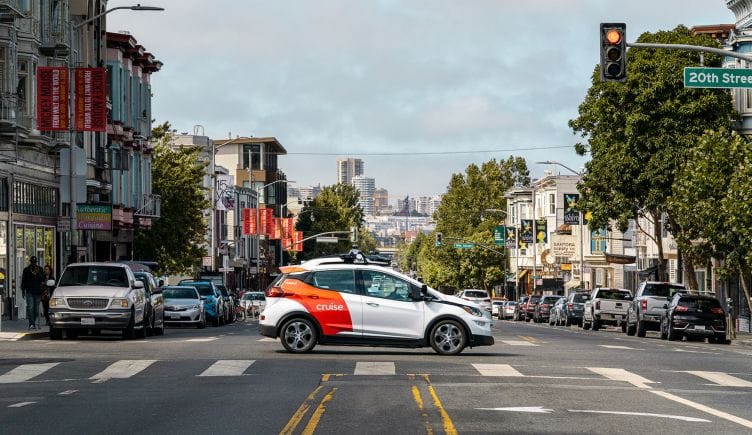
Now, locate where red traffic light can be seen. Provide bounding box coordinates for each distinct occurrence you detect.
[606,29,622,45]
[600,23,627,82]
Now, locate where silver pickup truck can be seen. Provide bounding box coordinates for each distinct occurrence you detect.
[625,281,688,337]
[582,287,632,331]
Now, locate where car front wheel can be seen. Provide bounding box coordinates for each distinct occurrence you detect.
[429,319,467,355]
[280,318,317,353]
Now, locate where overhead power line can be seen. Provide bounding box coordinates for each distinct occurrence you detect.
[283,145,574,156]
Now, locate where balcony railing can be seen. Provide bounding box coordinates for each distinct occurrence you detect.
[134,193,161,218]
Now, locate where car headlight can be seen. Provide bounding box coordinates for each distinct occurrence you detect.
[462,305,483,317]
[191,304,199,310]
[111,298,129,308]
[49,297,66,307]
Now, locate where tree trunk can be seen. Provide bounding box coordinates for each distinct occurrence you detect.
[685,261,699,290]
[738,268,752,317]
[652,211,668,281]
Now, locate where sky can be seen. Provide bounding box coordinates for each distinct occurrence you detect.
[108,0,736,201]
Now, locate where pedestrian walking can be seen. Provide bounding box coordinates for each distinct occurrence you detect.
[21,256,46,330]
[41,265,55,326]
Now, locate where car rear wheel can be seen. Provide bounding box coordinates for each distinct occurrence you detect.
[565,315,571,327]
[667,322,679,341]
[592,318,600,331]
[626,319,637,336]
[660,319,668,340]
[621,321,627,333]
[430,319,467,355]
[637,319,647,338]
[280,318,317,353]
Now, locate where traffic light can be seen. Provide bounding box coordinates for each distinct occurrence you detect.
[435,232,443,247]
[600,23,627,82]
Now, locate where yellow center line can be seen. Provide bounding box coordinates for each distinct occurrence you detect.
[423,374,457,435]
[412,385,434,435]
[519,335,542,344]
[302,387,337,435]
[279,385,324,435]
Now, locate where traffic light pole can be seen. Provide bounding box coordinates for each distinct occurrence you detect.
[627,42,752,63]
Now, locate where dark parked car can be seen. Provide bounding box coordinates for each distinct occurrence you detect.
[514,296,529,321]
[660,293,728,344]
[549,297,567,326]
[132,271,165,336]
[216,284,235,323]
[564,291,590,327]
[524,294,542,322]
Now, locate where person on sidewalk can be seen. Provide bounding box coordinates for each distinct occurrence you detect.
[21,256,45,330]
[41,265,55,326]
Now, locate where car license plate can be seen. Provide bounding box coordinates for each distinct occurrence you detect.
[81,318,95,326]
[694,325,705,330]
[170,313,181,319]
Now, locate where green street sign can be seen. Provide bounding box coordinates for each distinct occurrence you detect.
[493,225,505,247]
[454,243,474,249]
[684,67,752,88]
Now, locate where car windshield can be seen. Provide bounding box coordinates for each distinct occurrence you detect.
[163,288,198,299]
[572,293,589,303]
[597,289,631,300]
[242,293,265,301]
[678,297,721,310]
[463,291,488,298]
[643,283,686,298]
[180,282,214,296]
[507,302,517,306]
[58,266,128,287]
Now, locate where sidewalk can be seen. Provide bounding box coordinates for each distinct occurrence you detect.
[0,318,49,341]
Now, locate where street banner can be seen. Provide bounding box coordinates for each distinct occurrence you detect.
[563,193,580,225]
[282,237,293,251]
[215,174,235,211]
[282,217,295,239]
[37,66,69,131]
[493,225,505,247]
[536,218,547,244]
[270,217,282,240]
[260,208,274,235]
[74,67,106,131]
[242,208,255,235]
[77,204,111,230]
[519,219,533,248]
[505,227,516,248]
[293,231,304,252]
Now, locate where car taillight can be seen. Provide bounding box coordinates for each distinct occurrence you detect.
[484,298,491,302]
[711,307,724,314]
[567,303,573,309]
[641,299,647,311]
[541,304,549,308]
[595,301,601,310]
[675,306,689,312]
[265,286,285,298]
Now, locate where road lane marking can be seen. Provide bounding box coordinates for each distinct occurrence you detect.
[684,371,752,387]
[569,409,710,422]
[0,363,60,384]
[424,375,457,435]
[354,362,395,375]
[90,360,156,382]
[500,340,538,346]
[519,335,543,344]
[258,337,277,342]
[185,337,218,342]
[411,385,433,435]
[587,367,656,389]
[58,390,78,396]
[301,387,337,435]
[650,390,752,429]
[599,345,638,350]
[8,402,36,408]
[473,364,525,377]
[280,385,324,435]
[477,406,553,413]
[198,360,255,377]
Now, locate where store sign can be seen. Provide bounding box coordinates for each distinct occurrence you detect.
[551,234,577,258]
[77,204,112,230]
[37,67,69,131]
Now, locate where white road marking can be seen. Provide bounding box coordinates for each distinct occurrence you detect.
[354,362,395,375]
[198,360,255,377]
[674,348,719,355]
[685,371,752,387]
[0,363,60,384]
[599,345,637,350]
[500,340,538,346]
[587,367,657,389]
[568,409,710,422]
[651,390,752,429]
[473,364,525,377]
[185,338,218,342]
[477,406,553,413]
[257,337,277,342]
[8,402,36,408]
[90,360,156,381]
[58,390,78,396]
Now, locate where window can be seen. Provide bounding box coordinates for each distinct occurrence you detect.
[360,270,415,302]
[549,193,555,215]
[309,270,356,293]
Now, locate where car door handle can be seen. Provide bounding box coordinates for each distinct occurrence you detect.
[308,295,319,299]
[367,302,379,307]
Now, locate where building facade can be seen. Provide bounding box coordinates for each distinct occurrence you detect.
[352,175,375,216]
[336,157,363,185]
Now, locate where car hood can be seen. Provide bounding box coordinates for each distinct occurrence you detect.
[164,297,200,305]
[437,293,482,309]
[53,285,130,298]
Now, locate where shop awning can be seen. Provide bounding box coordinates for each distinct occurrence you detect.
[564,280,581,290]
[517,269,530,280]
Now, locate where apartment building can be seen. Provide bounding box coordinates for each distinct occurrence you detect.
[336,157,363,185]
[352,175,375,216]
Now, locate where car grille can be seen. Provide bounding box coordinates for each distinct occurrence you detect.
[66,298,109,309]
[166,306,190,311]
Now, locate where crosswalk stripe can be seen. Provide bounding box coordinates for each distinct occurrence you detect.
[354,362,395,375]
[473,364,525,377]
[500,340,538,346]
[0,362,60,384]
[198,360,255,377]
[90,360,157,381]
[587,367,656,389]
[685,371,752,387]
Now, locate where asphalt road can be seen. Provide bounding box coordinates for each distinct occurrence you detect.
[1,318,751,434]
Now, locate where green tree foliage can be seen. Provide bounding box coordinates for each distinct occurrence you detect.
[569,26,737,280]
[134,122,210,275]
[295,184,365,259]
[419,157,527,292]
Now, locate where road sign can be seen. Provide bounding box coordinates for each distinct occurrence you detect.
[316,236,339,243]
[493,225,505,247]
[684,67,752,88]
[454,243,474,249]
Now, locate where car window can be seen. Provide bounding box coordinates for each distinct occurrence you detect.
[572,293,589,303]
[180,282,214,296]
[163,288,199,299]
[59,266,128,287]
[309,270,356,293]
[642,283,686,298]
[361,270,416,301]
[677,297,721,309]
[596,289,631,300]
[463,291,488,298]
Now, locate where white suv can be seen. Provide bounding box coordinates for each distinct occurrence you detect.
[259,251,494,355]
[457,289,492,312]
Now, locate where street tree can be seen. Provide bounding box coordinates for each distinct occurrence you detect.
[569,25,737,281]
[134,122,210,275]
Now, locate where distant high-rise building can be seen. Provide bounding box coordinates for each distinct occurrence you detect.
[374,188,389,213]
[337,158,364,185]
[352,176,376,216]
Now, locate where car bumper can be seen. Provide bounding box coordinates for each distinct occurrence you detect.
[259,323,277,338]
[470,334,494,346]
[164,309,202,324]
[49,309,132,329]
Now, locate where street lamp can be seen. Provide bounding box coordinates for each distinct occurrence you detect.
[67,4,164,264]
[255,179,294,290]
[537,160,585,291]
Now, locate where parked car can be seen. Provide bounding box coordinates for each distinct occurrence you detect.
[524,294,542,322]
[549,297,567,326]
[534,295,564,323]
[626,281,688,337]
[513,296,529,321]
[240,291,266,317]
[132,270,165,336]
[501,301,517,320]
[216,284,235,323]
[583,288,632,331]
[660,293,728,343]
[162,285,206,328]
[178,280,224,326]
[563,291,590,327]
[48,262,147,339]
[457,289,492,312]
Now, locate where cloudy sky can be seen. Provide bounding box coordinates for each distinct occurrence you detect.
[108,0,735,201]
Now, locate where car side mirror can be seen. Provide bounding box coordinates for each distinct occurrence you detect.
[421,284,428,295]
[46,279,56,288]
[134,281,144,289]
[152,286,162,295]
[158,279,165,287]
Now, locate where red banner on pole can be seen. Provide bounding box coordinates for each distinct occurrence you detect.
[282,217,295,240]
[260,208,274,236]
[270,217,282,240]
[293,231,304,252]
[37,66,69,131]
[74,67,107,131]
[282,238,293,251]
[242,208,256,235]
